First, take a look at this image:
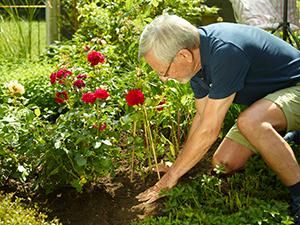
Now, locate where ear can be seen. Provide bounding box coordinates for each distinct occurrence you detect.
[176,49,193,63]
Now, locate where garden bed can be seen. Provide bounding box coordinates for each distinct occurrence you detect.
[42,150,214,225]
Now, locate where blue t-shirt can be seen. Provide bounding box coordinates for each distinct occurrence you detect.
[190,23,300,106]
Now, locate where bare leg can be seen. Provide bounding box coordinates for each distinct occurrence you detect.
[212,137,254,174]
[237,99,300,186]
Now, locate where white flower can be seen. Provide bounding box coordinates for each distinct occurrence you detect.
[5,80,25,95]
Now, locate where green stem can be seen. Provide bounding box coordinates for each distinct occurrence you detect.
[130,121,136,182]
[143,117,152,168]
[143,105,160,179]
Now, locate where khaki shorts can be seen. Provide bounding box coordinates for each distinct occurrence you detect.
[226,83,300,153]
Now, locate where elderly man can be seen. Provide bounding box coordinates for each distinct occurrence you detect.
[136,14,300,223]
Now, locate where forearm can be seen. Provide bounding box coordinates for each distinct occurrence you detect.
[186,112,201,143]
[138,96,235,203]
[169,124,219,181]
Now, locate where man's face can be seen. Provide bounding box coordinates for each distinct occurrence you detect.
[144,49,198,84]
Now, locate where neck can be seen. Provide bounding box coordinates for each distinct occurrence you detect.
[191,47,202,74]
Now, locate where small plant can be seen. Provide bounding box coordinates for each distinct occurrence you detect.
[213,164,226,175]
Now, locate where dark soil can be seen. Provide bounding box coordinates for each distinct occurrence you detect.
[39,147,215,225]
[1,146,216,225]
[40,173,159,225]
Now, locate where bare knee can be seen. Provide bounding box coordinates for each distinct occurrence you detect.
[212,139,253,174]
[236,111,259,136]
[212,154,245,174]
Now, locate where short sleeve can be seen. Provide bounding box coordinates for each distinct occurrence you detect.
[208,43,250,99]
[190,71,209,99]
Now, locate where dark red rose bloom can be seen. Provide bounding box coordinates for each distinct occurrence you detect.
[77,74,87,79]
[55,91,68,104]
[125,89,145,106]
[157,99,166,111]
[73,79,86,89]
[87,50,105,66]
[94,88,109,100]
[50,72,57,84]
[81,92,96,104]
[50,68,72,84]
[56,68,72,79]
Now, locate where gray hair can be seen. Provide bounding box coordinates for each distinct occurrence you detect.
[138,14,200,63]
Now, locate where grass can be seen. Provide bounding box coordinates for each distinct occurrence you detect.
[0,19,47,61]
[0,60,52,84]
[137,144,300,225]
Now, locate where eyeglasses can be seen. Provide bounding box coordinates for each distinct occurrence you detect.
[160,57,175,78]
[158,49,195,79]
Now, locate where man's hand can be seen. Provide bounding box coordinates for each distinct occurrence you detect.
[136,171,178,204]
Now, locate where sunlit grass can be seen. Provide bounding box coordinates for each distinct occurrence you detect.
[0,19,46,61]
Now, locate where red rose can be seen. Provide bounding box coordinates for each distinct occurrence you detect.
[125,89,145,106]
[73,79,86,89]
[87,50,105,66]
[157,99,166,111]
[50,72,57,84]
[81,92,96,104]
[50,68,72,84]
[56,68,72,79]
[94,88,109,100]
[55,91,68,104]
[77,74,87,79]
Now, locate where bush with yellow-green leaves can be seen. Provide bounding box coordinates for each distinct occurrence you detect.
[0,192,61,225]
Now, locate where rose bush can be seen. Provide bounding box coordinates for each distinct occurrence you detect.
[0,0,222,193]
[0,81,50,186]
[38,50,127,192]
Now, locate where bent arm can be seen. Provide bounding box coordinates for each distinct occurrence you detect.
[168,93,236,181]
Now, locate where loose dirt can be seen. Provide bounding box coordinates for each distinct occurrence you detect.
[42,147,215,225]
[42,172,160,225]
[1,146,216,225]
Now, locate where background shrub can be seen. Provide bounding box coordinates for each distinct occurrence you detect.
[0,192,61,225]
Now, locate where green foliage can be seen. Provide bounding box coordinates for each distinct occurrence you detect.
[0,0,238,198]
[42,0,220,174]
[138,156,294,225]
[0,68,121,192]
[59,0,80,39]
[0,0,226,194]
[38,103,121,192]
[0,192,61,225]
[0,61,56,111]
[0,89,49,185]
